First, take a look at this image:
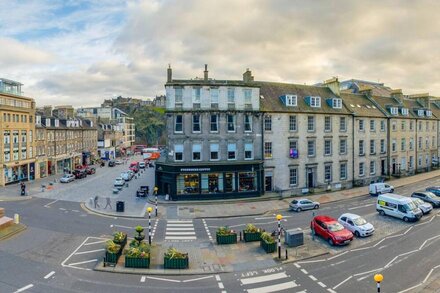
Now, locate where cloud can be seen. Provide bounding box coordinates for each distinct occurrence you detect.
[0,38,54,67]
[3,0,440,106]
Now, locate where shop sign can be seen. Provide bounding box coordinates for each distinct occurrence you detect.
[180,168,211,172]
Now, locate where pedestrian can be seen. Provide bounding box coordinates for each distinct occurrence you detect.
[94,195,100,209]
[104,197,112,209]
[146,186,149,196]
[20,182,26,196]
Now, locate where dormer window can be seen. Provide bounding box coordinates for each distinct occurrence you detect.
[390,107,398,115]
[285,95,297,106]
[310,96,321,108]
[418,109,425,117]
[426,110,432,117]
[401,108,409,116]
[332,98,342,109]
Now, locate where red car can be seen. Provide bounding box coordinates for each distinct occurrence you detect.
[311,215,354,246]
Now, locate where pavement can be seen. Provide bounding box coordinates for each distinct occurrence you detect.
[82,168,440,219]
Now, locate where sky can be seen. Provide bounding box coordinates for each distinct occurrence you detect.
[1,0,440,107]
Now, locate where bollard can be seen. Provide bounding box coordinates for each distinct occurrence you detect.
[285,248,288,260]
[14,214,19,224]
[240,231,242,241]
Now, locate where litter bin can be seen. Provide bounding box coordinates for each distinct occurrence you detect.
[116,201,125,212]
[285,228,304,247]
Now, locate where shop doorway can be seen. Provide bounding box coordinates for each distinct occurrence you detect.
[307,168,315,188]
[265,175,272,192]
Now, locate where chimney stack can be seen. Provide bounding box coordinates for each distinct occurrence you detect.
[204,64,209,81]
[243,68,254,83]
[167,64,172,83]
[390,89,404,104]
[409,93,430,109]
[323,77,340,96]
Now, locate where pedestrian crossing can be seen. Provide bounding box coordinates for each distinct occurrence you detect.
[239,271,302,293]
[165,220,196,241]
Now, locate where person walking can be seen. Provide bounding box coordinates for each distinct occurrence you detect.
[104,197,112,209]
[94,195,100,208]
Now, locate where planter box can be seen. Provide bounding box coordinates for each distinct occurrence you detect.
[114,234,127,247]
[164,256,189,269]
[125,256,150,268]
[216,233,237,245]
[260,239,276,253]
[243,231,261,242]
[105,250,121,265]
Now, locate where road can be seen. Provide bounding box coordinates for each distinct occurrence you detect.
[1,166,440,292]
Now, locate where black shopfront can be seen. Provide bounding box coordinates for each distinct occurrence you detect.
[155,161,264,200]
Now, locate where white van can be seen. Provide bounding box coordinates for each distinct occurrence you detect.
[376,193,422,222]
[369,182,394,196]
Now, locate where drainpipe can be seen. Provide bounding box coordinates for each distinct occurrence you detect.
[387,118,391,178]
[261,112,265,195]
[352,115,355,187]
[415,119,418,172]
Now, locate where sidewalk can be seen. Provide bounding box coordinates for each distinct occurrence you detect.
[84,169,440,219]
[0,173,62,201]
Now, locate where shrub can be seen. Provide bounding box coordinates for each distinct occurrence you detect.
[244,224,260,233]
[113,231,126,243]
[260,232,275,244]
[164,247,187,259]
[217,226,236,236]
[106,240,121,253]
[135,226,144,233]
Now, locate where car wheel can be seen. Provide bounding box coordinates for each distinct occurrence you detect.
[379,210,385,216]
[403,217,409,222]
[390,189,394,193]
[314,205,319,209]
[354,231,360,237]
[328,238,334,246]
[297,207,302,212]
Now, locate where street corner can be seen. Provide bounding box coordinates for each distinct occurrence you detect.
[0,195,34,202]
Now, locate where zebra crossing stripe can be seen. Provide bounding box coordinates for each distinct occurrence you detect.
[246,281,298,293]
[241,272,288,285]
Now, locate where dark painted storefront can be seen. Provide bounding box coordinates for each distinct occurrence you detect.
[155,161,264,200]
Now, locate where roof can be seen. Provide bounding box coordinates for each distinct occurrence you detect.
[340,92,386,118]
[314,215,337,222]
[166,79,259,88]
[341,79,393,97]
[257,81,351,114]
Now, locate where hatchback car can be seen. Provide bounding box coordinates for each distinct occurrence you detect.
[411,191,440,208]
[338,213,374,237]
[73,169,87,179]
[311,215,354,246]
[411,198,433,215]
[139,161,146,169]
[60,174,75,183]
[289,198,320,212]
[115,160,123,165]
[426,186,440,197]
[121,172,131,181]
[114,177,125,187]
[108,160,115,167]
[86,167,96,175]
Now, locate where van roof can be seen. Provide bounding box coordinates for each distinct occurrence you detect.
[379,193,412,202]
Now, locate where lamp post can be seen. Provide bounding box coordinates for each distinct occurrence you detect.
[154,186,158,217]
[374,274,383,293]
[147,207,153,245]
[276,214,283,259]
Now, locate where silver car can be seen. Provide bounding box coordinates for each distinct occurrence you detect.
[411,198,433,215]
[289,198,320,212]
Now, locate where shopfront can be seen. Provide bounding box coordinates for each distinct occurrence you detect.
[39,161,47,178]
[4,163,29,185]
[56,158,72,174]
[155,161,264,200]
[82,151,91,165]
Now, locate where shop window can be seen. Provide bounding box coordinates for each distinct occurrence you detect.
[201,173,223,193]
[225,172,236,192]
[177,174,199,194]
[239,172,256,192]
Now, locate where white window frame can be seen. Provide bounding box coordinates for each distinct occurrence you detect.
[340,117,347,132]
[359,119,365,131]
[324,140,332,156]
[332,98,342,109]
[324,116,332,132]
[307,116,315,132]
[370,140,376,154]
[310,96,321,107]
[390,107,398,115]
[174,144,183,161]
[244,143,253,160]
[289,168,298,186]
[370,120,376,131]
[227,114,236,132]
[418,109,424,117]
[426,110,432,117]
[244,115,252,132]
[286,94,297,106]
[210,144,219,161]
[370,161,376,175]
[192,114,201,133]
[340,139,347,155]
[401,108,409,115]
[307,140,315,157]
[359,162,365,176]
[289,115,297,131]
[228,143,237,160]
[340,163,347,180]
[324,165,332,182]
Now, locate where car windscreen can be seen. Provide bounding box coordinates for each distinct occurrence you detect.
[353,217,367,226]
[328,223,344,232]
[404,201,418,211]
[425,192,437,199]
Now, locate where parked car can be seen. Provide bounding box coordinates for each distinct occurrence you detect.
[86,167,96,175]
[121,172,131,181]
[311,215,354,246]
[114,177,125,187]
[115,159,123,165]
[411,191,440,208]
[73,169,87,179]
[289,198,320,212]
[338,213,374,237]
[60,174,75,183]
[139,161,146,169]
[376,193,422,222]
[108,160,115,167]
[410,198,433,215]
[369,182,394,196]
[127,170,135,179]
[129,166,139,173]
[426,186,440,196]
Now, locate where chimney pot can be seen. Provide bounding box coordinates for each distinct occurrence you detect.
[204,64,209,81]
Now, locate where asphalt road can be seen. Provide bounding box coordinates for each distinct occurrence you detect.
[1,171,440,292]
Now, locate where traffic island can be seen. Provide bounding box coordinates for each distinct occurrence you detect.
[0,208,26,241]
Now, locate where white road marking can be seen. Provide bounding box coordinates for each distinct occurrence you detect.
[74,248,105,255]
[348,203,373,210]
[44,199,59,208]
[246,281,298,293]
[68,259,98,266]
[240,272,288,285]
[218,282,224,289]
[140,276,146,283]
[165,236,197,240]
[182,276,213,283]
[44,271,55,279]
[61,237,90,267]
[327,289,337,293]
[166,223,194,227]
[318,282,327,288]
[84,240,107,246]
[59,208,66,211]
[254,216,292,220]
[166,227,195,231]
[300,269,308,274]
[71,210,80,213]
[14,284,34,293]
[309,275,317,281]
[111,224,132,229]
[167,220,193,223]
[147,276,181,283]
[215,275,221,281]
[294,263,301,268]
[165,232,196,235]
[333,275,352,289]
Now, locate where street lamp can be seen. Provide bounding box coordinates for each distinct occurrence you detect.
[276,214,283,259]
[147,207,153,245]
[154,186,158,217]
[374,274,383,293]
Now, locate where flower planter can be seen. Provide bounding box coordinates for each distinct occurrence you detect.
[105,250,121,264]
[125,256,150,268]
[260,239,276,253]
[164,256,189,269]
[243,231,261,242]
[114,234,127,247]
[216,233,237,245]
